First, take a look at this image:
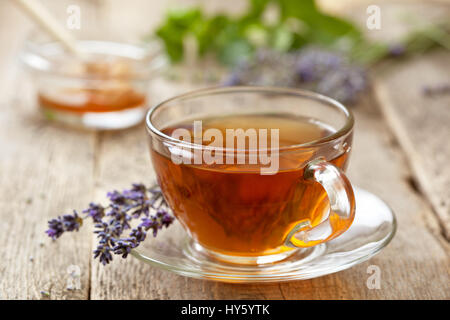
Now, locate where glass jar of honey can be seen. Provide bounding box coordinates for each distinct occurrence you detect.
[20,36,166,129]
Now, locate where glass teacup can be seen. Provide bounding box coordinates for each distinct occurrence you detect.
[146,87,355,265]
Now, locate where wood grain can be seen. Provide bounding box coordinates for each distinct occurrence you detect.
[0,0,96,300]
[373,51,450,240]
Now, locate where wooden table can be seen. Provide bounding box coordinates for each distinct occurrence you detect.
[0,0,448,300]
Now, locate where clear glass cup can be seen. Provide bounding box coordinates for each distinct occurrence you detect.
[146,86,355,265]
[19,32,166,130]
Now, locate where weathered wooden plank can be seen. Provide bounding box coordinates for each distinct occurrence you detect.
[337,0,450,240]
[0,1,95,300]
[373,50,450,240]
[0,2,30,105]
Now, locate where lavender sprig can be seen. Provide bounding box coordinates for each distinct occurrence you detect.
[46,183,174,265]
[224,47,367,104]
[46,211,83,240]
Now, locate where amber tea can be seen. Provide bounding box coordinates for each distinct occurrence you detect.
[151,114,352,257]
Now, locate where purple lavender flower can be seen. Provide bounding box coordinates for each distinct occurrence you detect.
[296,48,343,82]
[388,44,406,57]
[93,245,113,265]
[112,238,137,258]
[46,211,82,240]
[113,227,147,259]
[222,72,241,86]
[106,205,132,231]
[62,211,82,232]
[295,48,366,103]
[223,49,298,87]
[82,203,105,222]
[107,190,126,204]
[123,184,146,201]
[316,65,366,103]
[224,47,367,104]
[158,210,174,228]
[140,217,159,236]
[46,183,174,265]
[131,183,147,194]
[46,218,64,240]
[140,209,173,237]
[94,222,116,245]
[129,226,147,243]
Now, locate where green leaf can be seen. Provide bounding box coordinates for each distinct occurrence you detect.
[278,0,361,45]
[155,8,204,62]
[277,0,318,21]
[194,15,230,55]
[269,24,294,51]
[245,23,270,47]
[218,39,253,66]
[242,0,271,22]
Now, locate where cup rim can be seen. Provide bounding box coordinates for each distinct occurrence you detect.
[146,86,354,152]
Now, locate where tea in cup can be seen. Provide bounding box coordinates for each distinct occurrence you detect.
[146,87,355,264]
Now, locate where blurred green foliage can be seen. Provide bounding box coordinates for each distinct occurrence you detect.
[155,0,363,66]
[154,0,450,67]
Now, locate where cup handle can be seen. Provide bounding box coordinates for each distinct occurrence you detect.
[286,157,356,248]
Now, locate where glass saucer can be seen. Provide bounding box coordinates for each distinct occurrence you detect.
[131,187,396,283]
